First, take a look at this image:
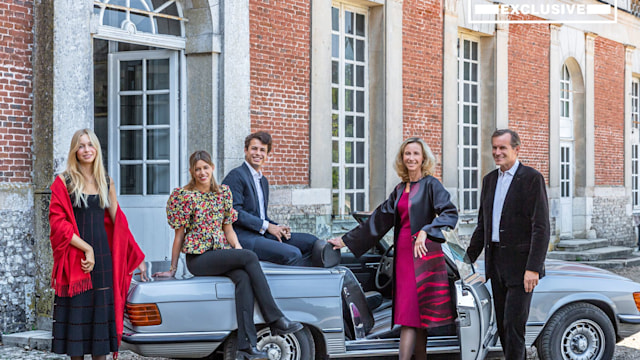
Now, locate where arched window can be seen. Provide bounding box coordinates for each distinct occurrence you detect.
[93,0,186,48]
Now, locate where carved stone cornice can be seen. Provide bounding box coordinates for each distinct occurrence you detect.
[585,32,598,55]
[625,44,636,64]
[444,0,458,15]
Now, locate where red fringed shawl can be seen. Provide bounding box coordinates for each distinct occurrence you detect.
[49,176,145,345]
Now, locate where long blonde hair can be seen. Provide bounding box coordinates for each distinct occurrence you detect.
[394,137,436,182]
[185,150,221,193]
[63,129,110,208]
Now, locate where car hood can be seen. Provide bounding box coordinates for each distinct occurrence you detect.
[475,259,633,282]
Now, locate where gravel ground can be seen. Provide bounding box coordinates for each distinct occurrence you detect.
[1,265,639,360]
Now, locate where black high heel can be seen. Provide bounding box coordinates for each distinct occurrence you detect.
[269,316,303,336]
[236,345,269,360]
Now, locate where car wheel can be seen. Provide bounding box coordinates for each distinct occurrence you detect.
[536,302,615,360]
[223,325,315,360]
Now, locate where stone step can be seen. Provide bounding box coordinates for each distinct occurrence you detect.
[1,330,52,351]
[547,246,635,261]
[556,238,609,251]
[578,256,640,270]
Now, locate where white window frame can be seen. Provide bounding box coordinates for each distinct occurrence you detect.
[331,2,369,218]
[560,142,573,199]
[560,64,573,139]
[93,0,186,50]
[457,35,481,214]
[108,49,180,207]
[632,77,640,210]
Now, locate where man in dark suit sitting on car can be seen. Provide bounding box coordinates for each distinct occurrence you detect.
[222,131,317,266]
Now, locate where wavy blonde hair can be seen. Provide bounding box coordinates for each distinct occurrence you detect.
[394,137,436,182]
[185,150,221,193]
[64,129,110,208]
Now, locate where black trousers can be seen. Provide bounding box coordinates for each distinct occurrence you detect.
[186,249,283,349]
[490,244,533,360]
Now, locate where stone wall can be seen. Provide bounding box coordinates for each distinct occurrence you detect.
[268,187,332,239]
[592,195,635,247]
[0,188,35,333]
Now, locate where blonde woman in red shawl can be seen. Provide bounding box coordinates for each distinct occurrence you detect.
[49,128,147,359]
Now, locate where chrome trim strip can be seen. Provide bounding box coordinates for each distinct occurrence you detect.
[618,314,640,324]
[322,328,344,333]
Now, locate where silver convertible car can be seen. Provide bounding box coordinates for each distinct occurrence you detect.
[122,238,640,360]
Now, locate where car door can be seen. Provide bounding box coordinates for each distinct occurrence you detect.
[442,242,495,360]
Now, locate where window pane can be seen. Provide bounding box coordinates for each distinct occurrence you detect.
[471,127,478,146]
[345,63,353,86]
[464,170,470,187]
[356,117,364,138]
[332,141,339,163]
[332,87,339,110]
[131,13,153,33]
[356,193,364,212]
[147,164,170,195]
[356,91,364,112]
[120,60,142,91]
[148,94,170,125]
[147,128,170,160]
[471,85,477,103]
[463,127,470,146]
[332,192,339,215]
[345,193,354,214]
[332,167,339,189]
[472,63,478,82]
[356,167,364,189]
[472,41,478,60]
[464,148,470,166]
[471,170,478,187]
[345,89,353,111]
[356,14,365,36]
[464,62,470,81]
[104,8,126,29]
[332,34,339,58]
[120,95,143,126]
[332,7,339,31]
[464,192,469,210]
[147,59,170,90]
[464,83,469,102]
[356,39,364,62]
[332,61,339,84]
[345,142,354,163]
[345,167,354,189]
[471,106,478,124]
[463,105,469,124]
[356,65,364,87]
[345,116,354,137]
[356,142,364,164]
[464,40,470,59]
[120,164,142,195]
[332,114,339,137]
[472,149,478,166]
[345,11,354,34]
[120,130,143,160]
[345,37,354,60]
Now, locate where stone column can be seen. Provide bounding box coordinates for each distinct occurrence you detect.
[625,45,636,208]
[494,12,509,130]
[184,1,222,180]
[309,0,332,190]
[219,0,251,176]
[442,0,458,196]
[548,24,562,200]
[384,0,404,196]
[584,32,598,234]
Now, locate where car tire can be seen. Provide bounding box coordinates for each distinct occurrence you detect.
[223,325,315,360]
[536,302,615,360]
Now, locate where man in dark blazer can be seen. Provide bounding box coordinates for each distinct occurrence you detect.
[222,131,317,266]
[466,129,550,360]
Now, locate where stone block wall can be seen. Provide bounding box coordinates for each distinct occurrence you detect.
[592,195,635,246]
[0,207,35,333]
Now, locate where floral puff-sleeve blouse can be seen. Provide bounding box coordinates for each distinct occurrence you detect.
[166,185,238,254]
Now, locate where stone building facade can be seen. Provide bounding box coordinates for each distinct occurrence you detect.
[0,0,639,333]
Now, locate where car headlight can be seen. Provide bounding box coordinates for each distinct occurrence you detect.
[126,303,162,326]
[634,293,640,313]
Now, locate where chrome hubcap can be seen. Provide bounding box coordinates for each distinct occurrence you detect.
[561,319,604,360]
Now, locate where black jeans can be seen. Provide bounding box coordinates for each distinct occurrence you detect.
[186,249,283,349]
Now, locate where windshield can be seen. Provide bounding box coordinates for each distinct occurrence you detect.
[441,229,475,280]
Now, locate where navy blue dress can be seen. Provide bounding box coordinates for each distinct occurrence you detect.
[52,193,118,356]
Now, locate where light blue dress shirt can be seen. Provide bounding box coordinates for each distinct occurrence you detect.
[245,161,269,234]
[491,160,520,242]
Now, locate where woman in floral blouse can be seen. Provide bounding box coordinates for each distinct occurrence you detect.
[154,150,302,360]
